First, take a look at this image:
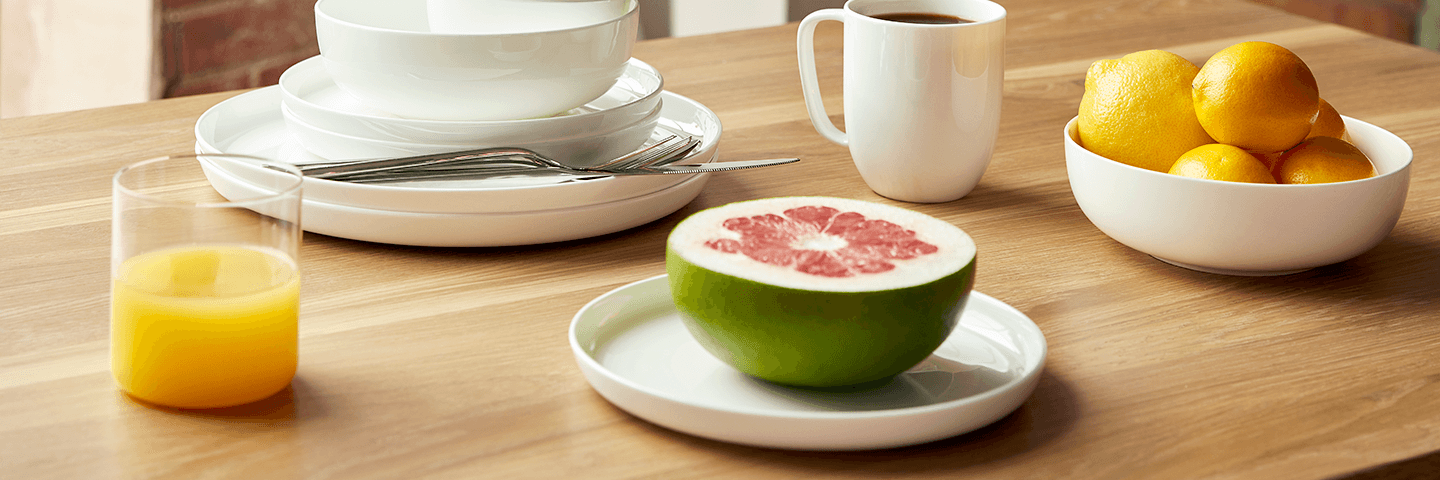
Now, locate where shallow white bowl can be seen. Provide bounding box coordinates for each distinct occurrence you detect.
[281,99,662,166]
[279,56,664,145]
[315,0,637,121]
[570,275,1046,450]
[1064,115,1412,275]
[201,158,709,247]
[195,87,721,215]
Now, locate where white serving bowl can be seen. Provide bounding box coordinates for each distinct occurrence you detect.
[279,56,664,145]
[1064,116,1412,275]
[314,0,638,121]
[282,99,662,166]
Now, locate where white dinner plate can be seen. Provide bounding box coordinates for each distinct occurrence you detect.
[569,275,1047,451]
[194,86,720,214]
[200,157,709,247]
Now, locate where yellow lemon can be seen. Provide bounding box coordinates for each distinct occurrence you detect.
[1248,149,1285,176]
[1249,97,1340,173]
[1307,98,1346,139]
[1078,50,1215,172]
[1193,41,1319,152]
[1168,144,1277,183]
[1275,136,1375,184]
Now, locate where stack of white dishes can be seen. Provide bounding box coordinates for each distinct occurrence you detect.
[278,56,666,166]
[194,0,724,247]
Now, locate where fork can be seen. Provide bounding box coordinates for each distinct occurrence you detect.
[330,157,801,184]
[300,135,700,181]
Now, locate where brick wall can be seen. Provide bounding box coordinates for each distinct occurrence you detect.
[1249,0,1424,43]
[159,0,318,98]
[155,0,1428,99]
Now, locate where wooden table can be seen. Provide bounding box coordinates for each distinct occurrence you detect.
[4,0,1439,477]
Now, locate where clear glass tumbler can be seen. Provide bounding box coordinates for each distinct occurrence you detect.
[111,154,303,409]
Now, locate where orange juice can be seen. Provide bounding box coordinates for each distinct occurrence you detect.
[111,245,299,408]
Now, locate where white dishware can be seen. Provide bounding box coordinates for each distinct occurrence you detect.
[570,275,1046,450]
[195,86,721,214]
[1065,116,1412,276]
[278,56,664,146]
[201,159,709,247]
[281,100,662,166]
[314,0,638,121]
[797,0,1006,203]
[427,0,629,34]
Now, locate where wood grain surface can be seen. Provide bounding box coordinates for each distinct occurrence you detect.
[4,0,1439,478]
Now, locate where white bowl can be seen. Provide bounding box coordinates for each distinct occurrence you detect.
[315,0,638,121]
[425,0,628,35]
[279,56,663,146]
[201,157,710,247]
[281,99,662,166]
[1065,115,1412,275]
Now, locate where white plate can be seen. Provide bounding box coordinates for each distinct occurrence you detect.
[569,275,1047,451]
[280,56,664,144]
[280,99,661,166]
[200,159,709,247]
[195,87,719,214]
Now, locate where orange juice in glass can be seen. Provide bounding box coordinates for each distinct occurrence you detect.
[111,154,303,409]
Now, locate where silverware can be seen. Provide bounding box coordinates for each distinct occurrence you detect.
[334,157,802,184]
[300,135,700,180]
[289,135,799,184]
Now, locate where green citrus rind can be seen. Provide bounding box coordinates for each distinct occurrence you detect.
[666,241,975,388]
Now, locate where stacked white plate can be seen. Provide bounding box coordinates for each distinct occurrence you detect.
[194,59,723,247]
[278,56,667,166]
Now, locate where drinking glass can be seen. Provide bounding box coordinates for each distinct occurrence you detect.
[111,154,303,409]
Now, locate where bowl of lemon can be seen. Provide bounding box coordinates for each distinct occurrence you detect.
[1065,42,1412,276]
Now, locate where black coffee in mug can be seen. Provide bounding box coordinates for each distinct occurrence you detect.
[869,12,973,24]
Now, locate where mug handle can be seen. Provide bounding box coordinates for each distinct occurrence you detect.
[796,8,848,147]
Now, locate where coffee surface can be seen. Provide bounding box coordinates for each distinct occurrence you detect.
[869,12,972,24]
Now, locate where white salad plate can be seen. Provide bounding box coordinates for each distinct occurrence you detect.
[200,159,709,247]
[194,86,720,214]
[569,275,1048,451]
[281,100,662,165]
[279,56,665,144]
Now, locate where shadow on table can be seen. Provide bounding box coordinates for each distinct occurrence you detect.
[1334,451,1440,480]
[959,178,1082,216]
[1155,229,1440,306]
[112,379,323,476]
[118,376,327,424]
[628,370,1080,474]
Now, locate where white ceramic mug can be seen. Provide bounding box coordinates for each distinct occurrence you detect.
[798,0,1006,203]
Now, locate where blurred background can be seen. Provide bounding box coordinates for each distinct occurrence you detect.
[2,0,1437,119]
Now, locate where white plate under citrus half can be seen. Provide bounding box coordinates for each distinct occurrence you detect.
[569,274,1047,451]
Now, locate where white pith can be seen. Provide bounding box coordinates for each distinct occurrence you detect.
[669,197,976,292]
[796,234,847,251]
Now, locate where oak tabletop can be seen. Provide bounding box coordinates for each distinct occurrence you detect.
[4,0,1439,478]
